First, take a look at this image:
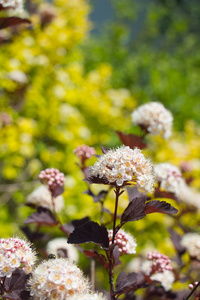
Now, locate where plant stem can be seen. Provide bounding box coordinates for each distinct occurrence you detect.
[90,258,95,292]
[184,281,200,300]
[108,186,121,300]
[112,187,120,245]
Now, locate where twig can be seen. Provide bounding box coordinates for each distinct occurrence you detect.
[184,281,200,300]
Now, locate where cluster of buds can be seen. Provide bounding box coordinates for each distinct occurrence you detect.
[39,168,65,196]
[147,251,172,274]
[74,145,96,165]
[141,251,174,291]
[189,282,199,290]
[90,146,155,193]
[0,237,36,277]
[108,229,137,255]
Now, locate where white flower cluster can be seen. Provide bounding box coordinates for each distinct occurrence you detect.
[155,163,184,195]
[90,146,155,193]
[46,238,79,262]
[0,237,36,277]
[141,260,174,291]
[150,270,175,291]
[28,258,90,300]
[131,102,173,139]
[181,233,200,260]
[108,229,137,255]
[27,185,64,212]
[0,0,23,13]
[68,292,108,300]
[155,163,200,208]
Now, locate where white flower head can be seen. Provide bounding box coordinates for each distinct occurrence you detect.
[46,238,79,263]
[90,146,155,193]
[181,233,200,260]
[108,229,137,255]
[0,237,36,278]
[27,185,64,212]
[28,258,90,299]
[68,292,108,300]
[131,102,173,139]
[155,163,184,196]
[150,270,175,291]
[0,0,23,13]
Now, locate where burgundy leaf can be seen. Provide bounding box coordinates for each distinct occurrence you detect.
[84,250,109,269]
[20,225,48,243]
[101,146,110,154]
[2,292,22,300]
[115,271,138,294]
[0,17,30,29]
[144,200,178,215]
[126,186,144,202]
[4,269,29,295]
[24,207,58,226]
[82,167,91,178]
[60,217,90,235]
[51,186,64,198]
[121,196,146,225]
[68,221,109,249]
[60,223,74,235]
[168,228,185,255]
[103,207,112,214]
[116,131,146,150]
[84,175,114,185]
[154,187,177,201]
[113,245,121,267]
[83,189,108,203]
[71,216,91,228]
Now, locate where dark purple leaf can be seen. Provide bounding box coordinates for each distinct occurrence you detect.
[68,221,109,249]
[154,187,177,201]
[83,250,109,269]
[115,271,139,294]
[3,269,29,298]
[113,245,121,267]
[126,186,145,202]
[2,292,22,300]
[168,228,185,255]
[51,186,64,198]
[103,207,112,214]
[60,217,90,235]
[121,196,146,225]
[144,200,178,215]
[101,146,110,154]
[20,225,48,243]
[82,167,91,178]
[24,207,58,226]
[84,175,114,186]
[83,189,108,203]
[0,17,31,29]
[116,131,146,150]
[71,216,91,228]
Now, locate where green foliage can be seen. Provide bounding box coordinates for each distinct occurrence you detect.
[83,0,200,129]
